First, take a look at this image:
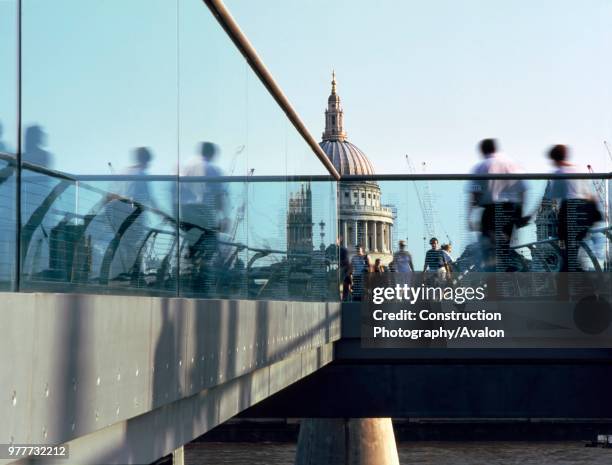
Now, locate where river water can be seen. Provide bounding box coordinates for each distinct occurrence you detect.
[185,442,611,464]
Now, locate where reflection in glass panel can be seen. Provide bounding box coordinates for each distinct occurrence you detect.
[310,180,339,299]
[245,178,338,301]
[246,180,288,300]
[20,168,178,294]
[20,0,180,295]
[178,176,248,299]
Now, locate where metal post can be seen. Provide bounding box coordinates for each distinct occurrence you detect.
[15,0,22,291]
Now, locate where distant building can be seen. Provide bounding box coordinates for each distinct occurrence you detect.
[319,72,394,263]
[535,193,559,241]
[535,199,559,241]
[287,183,313,254]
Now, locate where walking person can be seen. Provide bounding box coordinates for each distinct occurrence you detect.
[544,144,601,271]
[341,265,354,301]
[179,141,227,294]
[390,239,414,273]
[111,147,158,285]
[441,243,455,272]
[337,235,350,277]
[350,245,370,301]
[467,138,527,271]
[423,237,451,282]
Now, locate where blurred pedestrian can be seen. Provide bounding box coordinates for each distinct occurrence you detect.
[467,139,527,271]
[350,245,370,300]
[373,258,385,273]
[391,239,414,273]
[544,144,601,271]
[342,264,354,301]
[180,141,227,294]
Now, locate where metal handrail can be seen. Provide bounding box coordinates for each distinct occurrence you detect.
[202,0,341,181]
[342,173,612,181]
[512,225,612,251]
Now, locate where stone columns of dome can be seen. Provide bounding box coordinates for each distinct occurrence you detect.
[383,224,389,252]
[372,221,378,252]
[388,224,393,252]
[342,220,348,248]
[364,221,369,252]
[353,220,358,249]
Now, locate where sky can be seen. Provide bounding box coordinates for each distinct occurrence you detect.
[5,0,327,177]
[226,0,612,174]
[3,0,611,175]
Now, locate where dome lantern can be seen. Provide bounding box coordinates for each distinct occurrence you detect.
[319,72,375,175]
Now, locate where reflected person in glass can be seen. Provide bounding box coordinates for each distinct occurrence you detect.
[109,147,159,286]
[179,141,227,294]
[23,125,53,169]
[118,147,158,210]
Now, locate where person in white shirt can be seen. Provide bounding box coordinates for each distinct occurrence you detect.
[441,243,454,270]
[180,142,225,206]
[179,142,227,293]
[467,139,527,271]
[119,147,158,210]
[391,239,414,273]
[544,144,600,271]
[179,141,227,228]
[108,147,157,284]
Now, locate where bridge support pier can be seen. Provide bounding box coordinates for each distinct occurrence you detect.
[295,418,399,465]
[172,446,184,465]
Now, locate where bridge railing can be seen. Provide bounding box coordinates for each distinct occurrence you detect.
[12,163,341,301]
[339,174,611,275]
[4,166,610,303]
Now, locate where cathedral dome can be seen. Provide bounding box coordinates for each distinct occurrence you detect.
[319,139,374,175]
[319,72,375,176]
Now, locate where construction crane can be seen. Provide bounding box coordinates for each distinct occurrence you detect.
[229,168,254,243]
[605,141,612,164]
[229,145,246,176]
[405,155,435,252]
[420,160,452,245]
[587,164,606,206]
[405,155,453,249]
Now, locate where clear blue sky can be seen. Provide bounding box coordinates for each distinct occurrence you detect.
[227,0,612,174]
[15,0,327,176]
[9,0,612,175]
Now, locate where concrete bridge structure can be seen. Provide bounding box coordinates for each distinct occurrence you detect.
[4,294,339,464]
[1,1,611,464]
